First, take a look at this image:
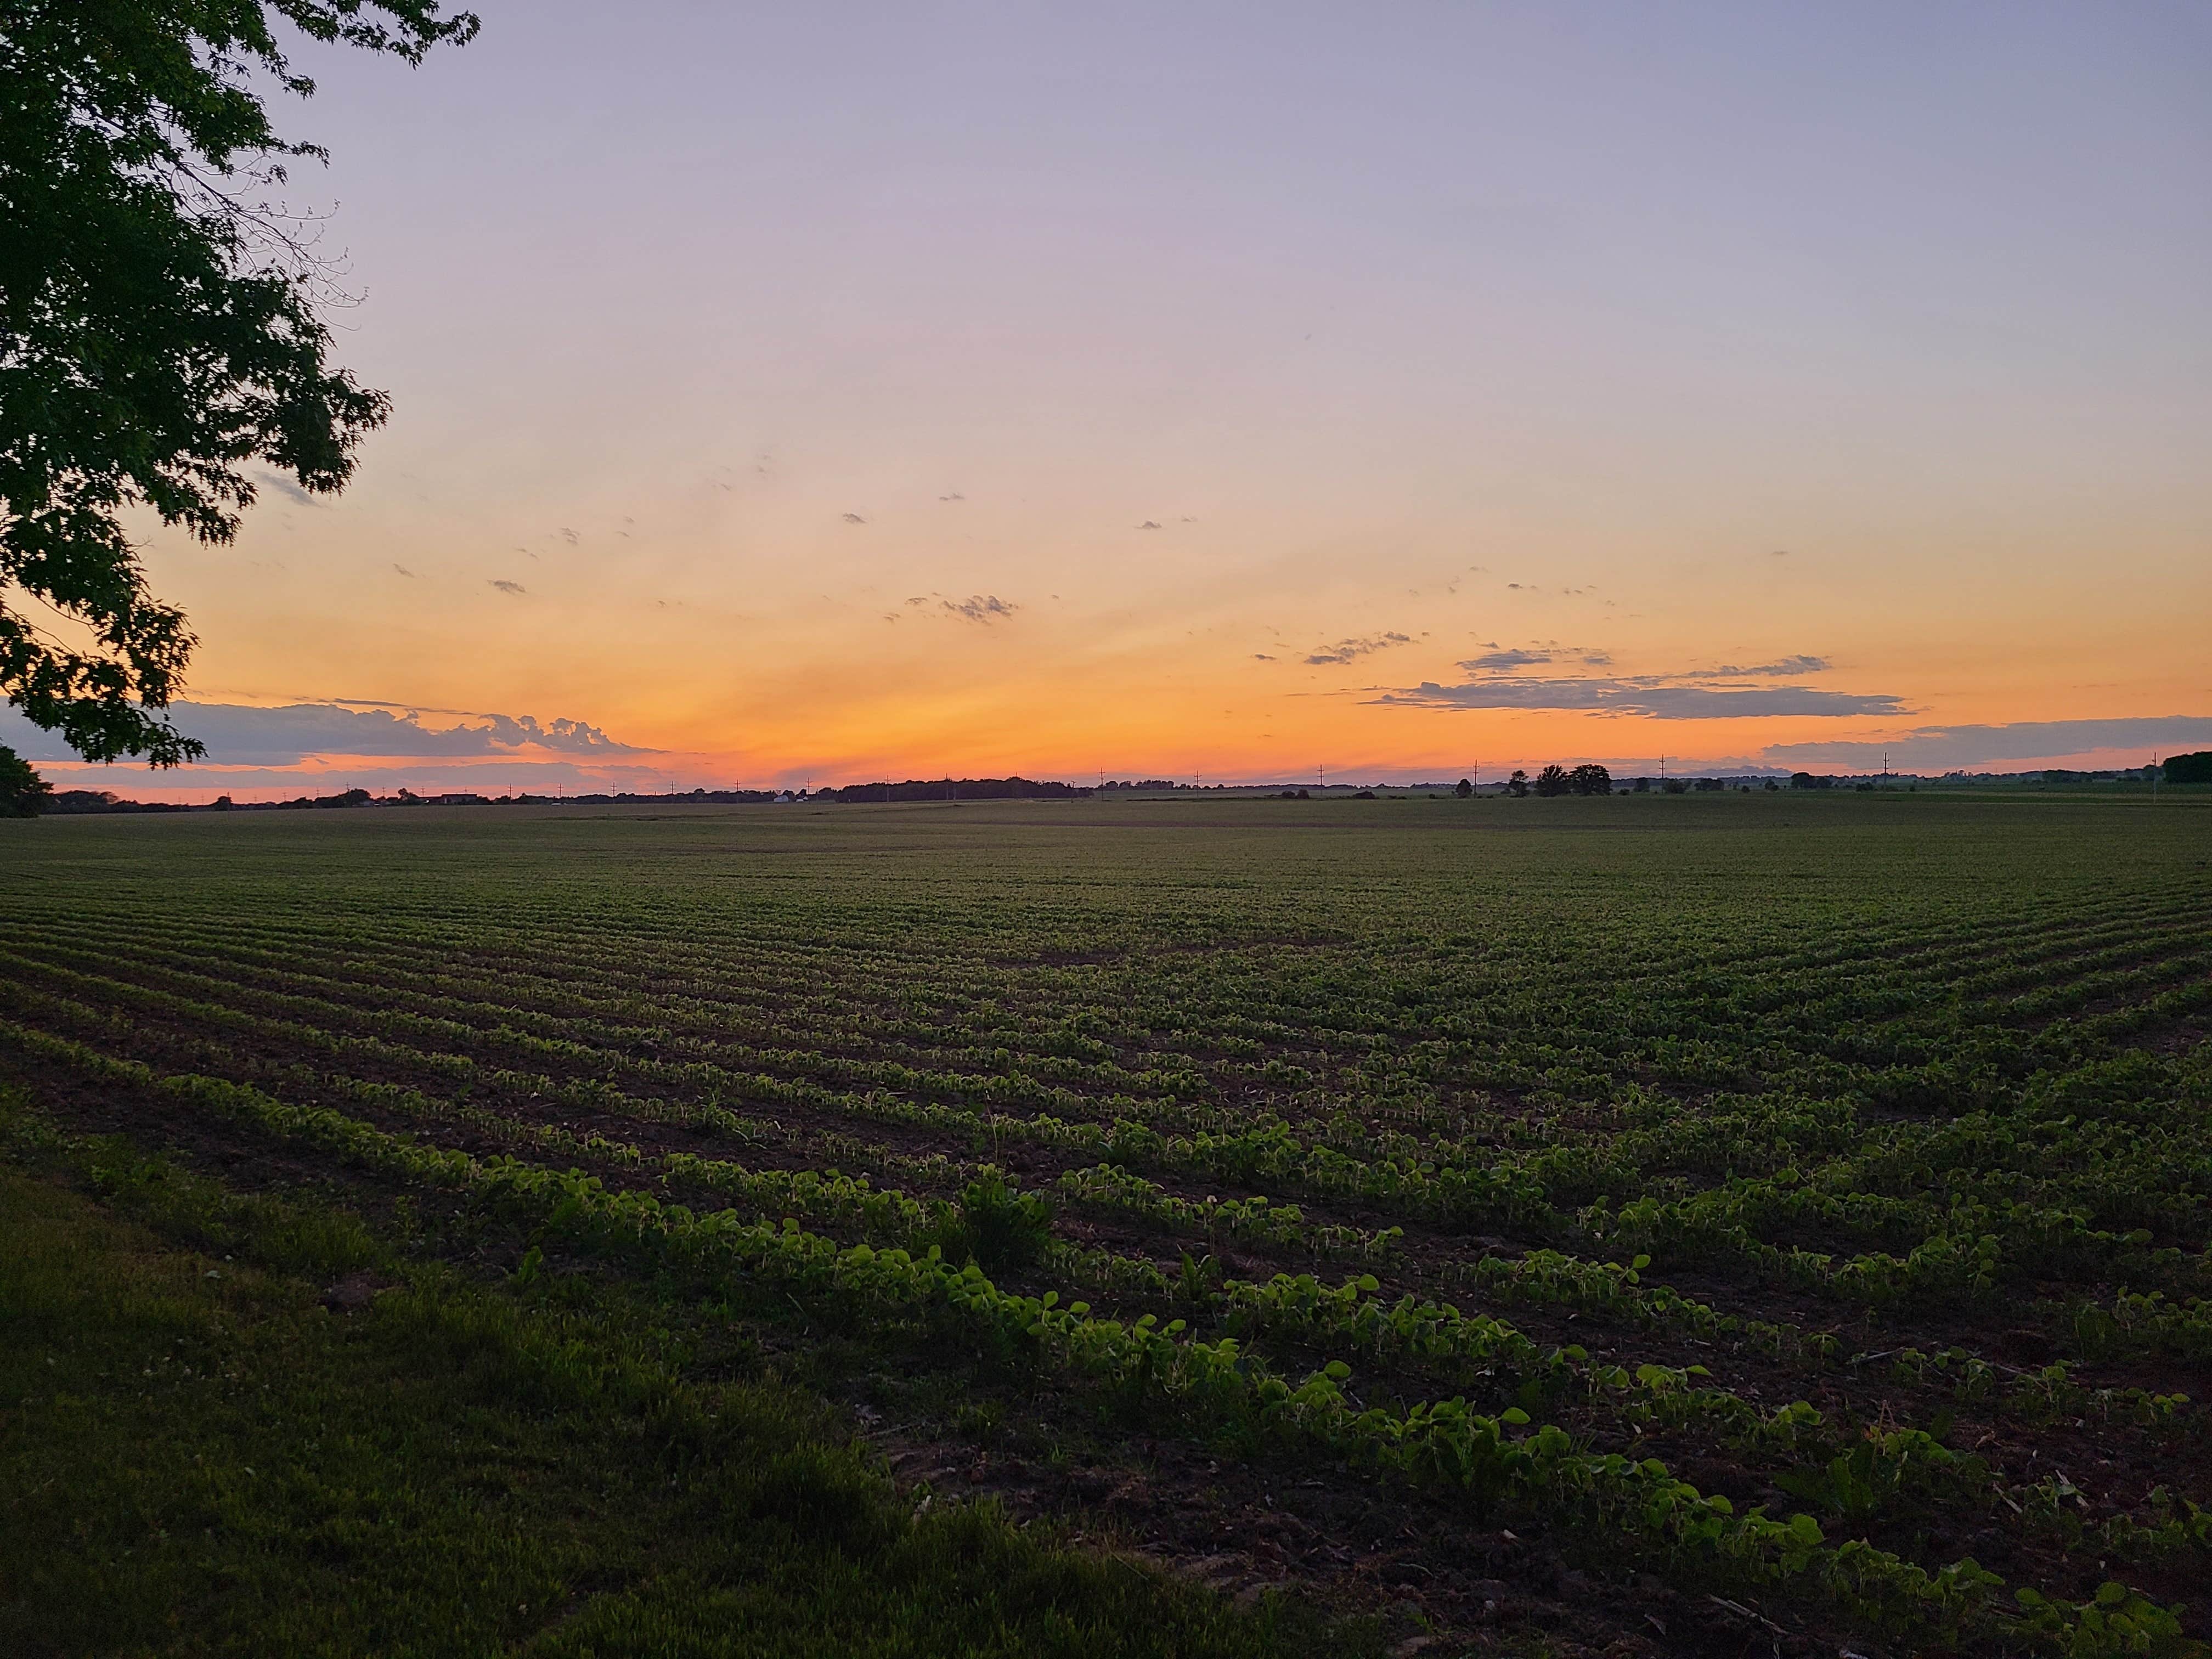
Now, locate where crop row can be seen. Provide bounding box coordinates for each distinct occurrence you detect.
[6,946,2206,1346]
[7,889,2200,1108]
[3,983,2199,1581]
[1,1014,2188,1656]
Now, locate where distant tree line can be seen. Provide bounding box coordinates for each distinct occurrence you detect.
[814,777,1087,802]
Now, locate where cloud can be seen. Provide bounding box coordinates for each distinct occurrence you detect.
[488,579,526,595]
[0,701,653,766]
[942,595,1018,623]
[1305,632,1412,667]
[1376,679,1909,719]
[939,492,964,501]
[392,564,414,578]
[1765,717,2212,771]
[1137,520,1162,530]
[1401,649,1868,716]
[1695,655,1830,679]
[252,469,315,507]
[842,512,867,524]
[558,528,579,546]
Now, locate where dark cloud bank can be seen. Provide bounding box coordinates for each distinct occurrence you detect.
[1769,718,2212,770]
[0,701,649,767]
[1380,680,1908,719]
[1377,651,1908,719]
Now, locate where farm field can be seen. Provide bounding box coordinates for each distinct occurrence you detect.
[4,792,2210,1657]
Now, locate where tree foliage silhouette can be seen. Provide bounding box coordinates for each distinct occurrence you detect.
[1,1,478,765]
[1568,763,1611,795]
[2164,751,2212,785]
[0,740,51,816]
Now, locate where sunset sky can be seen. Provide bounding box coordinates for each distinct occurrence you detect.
[10,1,2210,795]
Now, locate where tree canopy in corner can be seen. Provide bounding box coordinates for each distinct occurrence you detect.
[0,1,476,765]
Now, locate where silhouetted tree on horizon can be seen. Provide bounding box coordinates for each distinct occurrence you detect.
[1568,763,1611,796]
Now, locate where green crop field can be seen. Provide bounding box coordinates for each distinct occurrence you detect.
[5,793,2211,1657]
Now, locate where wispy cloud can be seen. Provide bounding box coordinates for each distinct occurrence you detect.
[1305,632,1412,667]
[1460,648,1827,682]
[489,579,527,596]
[842,512,868,524]
[252,469,315,507]
[1767,717,2212,770]
[943,595,1018,623]
[1696,655,1830,679]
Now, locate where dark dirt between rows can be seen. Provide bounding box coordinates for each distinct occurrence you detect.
[10,970,2205,1458]
[4,902,2212,1654]
[2,1045,1868,1658]
[7,999,2209,1649]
